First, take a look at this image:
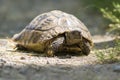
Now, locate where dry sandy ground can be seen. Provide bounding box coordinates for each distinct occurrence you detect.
[0,35,120,80]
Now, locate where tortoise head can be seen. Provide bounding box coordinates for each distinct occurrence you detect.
[12,33,21,42]
[12,29,29,43]
[64,30,82,45]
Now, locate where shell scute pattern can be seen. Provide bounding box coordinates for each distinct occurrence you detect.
[12,10,93,56]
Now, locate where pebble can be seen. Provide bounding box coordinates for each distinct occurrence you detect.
[20,57,26,60]
[0,59,6,67]
[0,59,6,64]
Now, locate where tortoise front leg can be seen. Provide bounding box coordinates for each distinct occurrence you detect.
[79,41,91,55]
[45,37,65,57]
[44,37,58,57]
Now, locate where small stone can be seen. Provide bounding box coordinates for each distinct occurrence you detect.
[46,61,50,64]
[66,55,72,58]
[0,59,6,68]
[20,57,25,60]
[0,59,6,63]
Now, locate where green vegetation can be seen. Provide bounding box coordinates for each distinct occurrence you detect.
[100,2,120,34]
[95,39,120,63]
[95,2,120,63]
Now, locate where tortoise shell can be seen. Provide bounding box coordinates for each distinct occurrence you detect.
[12,10,93,56]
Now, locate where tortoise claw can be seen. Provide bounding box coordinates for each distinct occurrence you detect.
[46,45,55,57]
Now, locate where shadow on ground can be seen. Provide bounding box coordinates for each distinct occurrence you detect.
[0,62,119,80]
[94,39,116,49]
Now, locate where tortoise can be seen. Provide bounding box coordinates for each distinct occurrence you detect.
[12,10,93,56]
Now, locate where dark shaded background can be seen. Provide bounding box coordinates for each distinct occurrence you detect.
[0,0,109,38]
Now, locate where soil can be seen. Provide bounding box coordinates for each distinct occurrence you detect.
[0,35,120,80]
